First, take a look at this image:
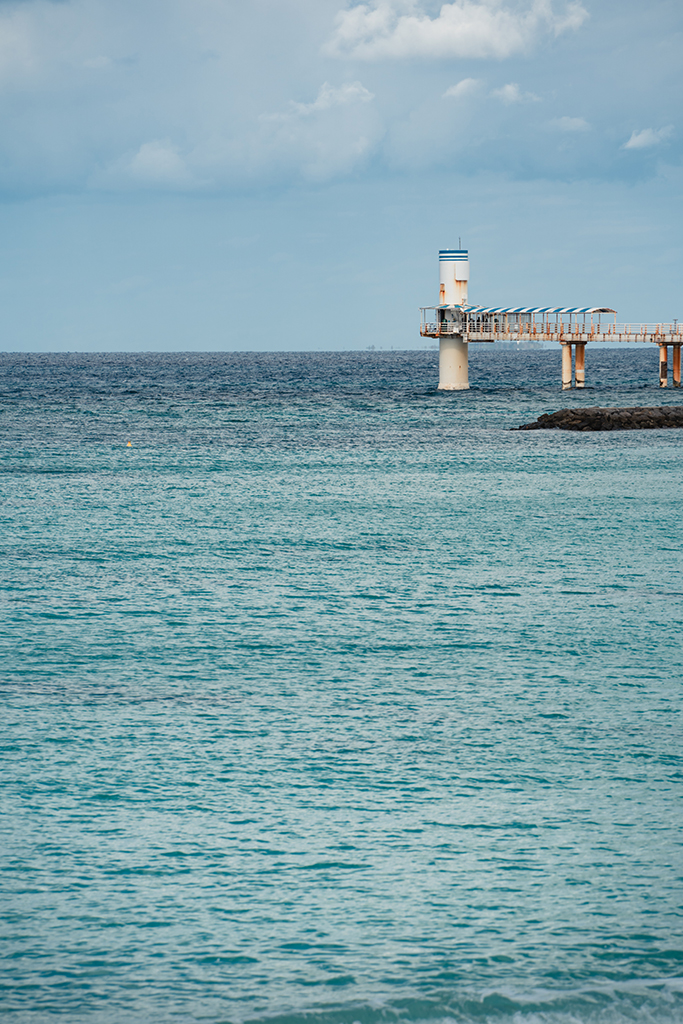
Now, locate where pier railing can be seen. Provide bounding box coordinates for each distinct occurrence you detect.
[420,321,683,343]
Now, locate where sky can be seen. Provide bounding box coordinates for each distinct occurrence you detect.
[0,0,681,351]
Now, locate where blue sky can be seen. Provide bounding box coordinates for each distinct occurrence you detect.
[0,0,680,350]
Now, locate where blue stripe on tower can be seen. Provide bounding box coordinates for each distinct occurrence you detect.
[439,250,468,260]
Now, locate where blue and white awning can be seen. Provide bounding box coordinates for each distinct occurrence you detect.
[426,305,616,314]
[465,306,616,315]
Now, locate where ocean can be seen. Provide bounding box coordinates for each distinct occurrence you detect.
[1,348,681,1024]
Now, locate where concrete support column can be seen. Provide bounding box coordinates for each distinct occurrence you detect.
[659,344,668,387]
[673,346,681,388]
[575,343,586,388]
[561,343,573,390]
[438,335,469,390]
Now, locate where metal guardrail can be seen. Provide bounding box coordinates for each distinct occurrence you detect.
[420,321,683,342]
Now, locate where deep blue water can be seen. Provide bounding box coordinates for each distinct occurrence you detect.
[1,349,682,1024]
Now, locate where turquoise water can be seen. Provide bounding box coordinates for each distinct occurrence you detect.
[1,350,682,1024]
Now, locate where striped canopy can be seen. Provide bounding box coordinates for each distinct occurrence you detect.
[429,304,616,314]
[466,306,616,315]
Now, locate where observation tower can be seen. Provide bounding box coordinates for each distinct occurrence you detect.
[421,249,682,389]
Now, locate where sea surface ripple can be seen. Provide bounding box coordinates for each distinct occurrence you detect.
[1,350,681,1024]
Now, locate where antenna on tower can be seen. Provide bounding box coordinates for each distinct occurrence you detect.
[459,237,461,248]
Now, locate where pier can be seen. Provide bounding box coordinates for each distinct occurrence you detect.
[421,250,682,389]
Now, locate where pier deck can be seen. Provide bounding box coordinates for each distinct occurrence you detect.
[420,306,682,388]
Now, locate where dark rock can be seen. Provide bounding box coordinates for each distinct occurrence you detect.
[515,406,683,431]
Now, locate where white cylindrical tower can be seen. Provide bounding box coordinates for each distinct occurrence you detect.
[439,249,469,306]
[438,249,469,391]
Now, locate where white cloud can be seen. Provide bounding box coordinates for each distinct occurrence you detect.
[268,81,374,120]
[623,126,674,150]
[255,81,380,182]
[87,72,379,192]
[94,139,198,190]
[326,0,588,60]
[0,0,675,197]
[491,82,539,104]
[127,140,191,185]
[443,77,481,99]
[550,115,590,131]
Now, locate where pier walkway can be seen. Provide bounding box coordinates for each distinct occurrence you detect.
[420,306,683,388]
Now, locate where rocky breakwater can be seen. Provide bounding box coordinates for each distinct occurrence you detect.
[516,406,683,431]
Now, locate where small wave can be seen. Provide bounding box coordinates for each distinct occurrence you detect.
[246,981,683,1024]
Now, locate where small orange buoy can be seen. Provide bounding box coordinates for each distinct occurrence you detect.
[127,441,132,447]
